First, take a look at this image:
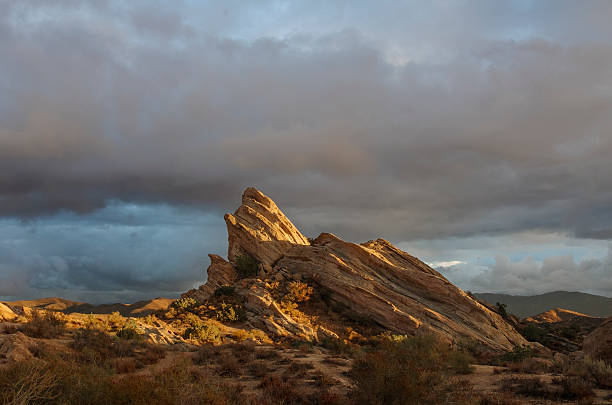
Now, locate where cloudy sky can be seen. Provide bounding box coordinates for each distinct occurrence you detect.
[1,0,612,303]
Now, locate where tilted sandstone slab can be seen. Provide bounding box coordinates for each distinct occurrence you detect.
[584,317,612,364]
[276,233,526,351]
[189,187,527,351]
[224,187,309,270]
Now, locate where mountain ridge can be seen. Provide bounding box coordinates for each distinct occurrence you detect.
[475,291,612,318]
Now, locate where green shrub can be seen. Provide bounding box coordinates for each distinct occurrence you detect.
[183,317,221,343]
[214,285,236,297]
[172,297,198,312]
[498,345,537,363]
[496,302,508,319]
[215,302,244,322]
[284,281,313,303]
[235,253,259,278]
[116,319,144,341]
[522,324,547,343]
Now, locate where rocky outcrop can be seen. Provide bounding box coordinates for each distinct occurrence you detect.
[225,187,309,270]
[0,303,17,321]
[584,317,612,364]
[188,187,528,351]
[182,254,238,302]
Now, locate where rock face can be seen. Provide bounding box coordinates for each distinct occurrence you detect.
[188,187,527,351]
[584,317,612,364]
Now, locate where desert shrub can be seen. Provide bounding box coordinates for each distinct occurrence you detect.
[449,350,475,374]
[522,323,547,343]
[214,285,236,297]
[565,356,612,388]
[194,344,222,365]
[507,357,548,374]
[320,336,359,357]
[248,360,270,377]
[258,375,303,404]
[502,377,548,397]
[283,361,314,379]
[108,311,126,328]
[0,356,246,405]
[235,253,259,278]
[172,297,198,312]
[284,281,314,304]
[116,319,144,340]
[477,393,524,404]
[142,314,158,326]
[560,325,580,339]
[554,376,595,400]
[216,355,242,377]
[21,310,66,339]
[215,302,245,322]
[70,328,154,362]
[496,302,508,319]
[498,345,537,363]
[256,348,282,360]
[349,335,471,404]
[183,317,221,343]
[0,360,62,404]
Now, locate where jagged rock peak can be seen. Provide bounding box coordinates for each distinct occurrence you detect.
[224,187,309,269]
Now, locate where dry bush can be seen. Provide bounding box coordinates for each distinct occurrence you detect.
[0,361,61,404]
[248,360,270,377]
[348,335,476,405]
[552,376,595,401]
[256,348,283,361]
[283,361,315,378]
[0,356,245,405]
[258,375,303,404]
[285,281,314,304]
[501,376,548,397]
[506,357,548,374]
[21,310,66,339]
[216,354,242,377]
[477,393,523,405]
[107,311,126,329]
[194,344,222,365]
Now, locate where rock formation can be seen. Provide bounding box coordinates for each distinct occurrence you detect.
[584,316,612,364]
[185,187,528,351]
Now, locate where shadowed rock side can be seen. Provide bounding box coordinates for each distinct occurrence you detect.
[584,317,612,365]
[185,188,527,351]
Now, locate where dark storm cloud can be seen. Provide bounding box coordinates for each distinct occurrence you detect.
[1,1,612,300]
[2,2,612,243]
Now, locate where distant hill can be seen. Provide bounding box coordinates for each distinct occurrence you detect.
[5,297,84,311]
[2,297,173,317]
[525,308,595,324]
[474,291,612,318]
